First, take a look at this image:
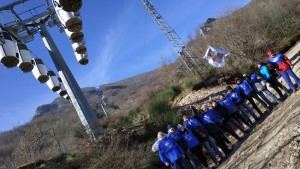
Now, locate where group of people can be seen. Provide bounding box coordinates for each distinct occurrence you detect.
[152,50,300,169]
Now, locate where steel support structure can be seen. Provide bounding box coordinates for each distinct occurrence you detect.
[37,21,103,140]
[95,87,108,116]
[142,0,205,78]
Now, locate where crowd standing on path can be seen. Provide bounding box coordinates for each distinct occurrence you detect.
[151,50,300,169]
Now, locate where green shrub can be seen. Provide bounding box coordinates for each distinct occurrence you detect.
[152,86,181,101]
[146,86,182,132]
[128,107,141,118]
[184,80,195,90]
[108,123,118,129]
[117,116,131,127]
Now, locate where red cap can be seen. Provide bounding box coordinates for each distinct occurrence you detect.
[267,50,274,57]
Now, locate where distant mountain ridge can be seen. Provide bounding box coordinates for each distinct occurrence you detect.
[33,67,170,119]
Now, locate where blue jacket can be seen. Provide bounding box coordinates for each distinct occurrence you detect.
[259,65,271,80]
[250,73,258,83]
[183,117,204,129]
[199,109,223,125]
[269,53,284,65]
[268,53,292,72]
[218,97,237,112]
[213,104,231,119]
[227,88,244,105]
[159,138,185,164]
[236,79,253,96]
[167,129,182,142]
[180,130,200,149]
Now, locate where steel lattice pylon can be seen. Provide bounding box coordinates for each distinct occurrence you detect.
[142,0,205,78]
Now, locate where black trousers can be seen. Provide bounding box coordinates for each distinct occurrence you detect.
[222,120,242,140]
[232,111,252,126]
[190,145,208,167]
[227,117,246,132]
[205,124,230,154]
[268,77,290,97]
[246,92,267,115]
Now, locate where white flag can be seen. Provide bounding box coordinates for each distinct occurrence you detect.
[203,46,230,67]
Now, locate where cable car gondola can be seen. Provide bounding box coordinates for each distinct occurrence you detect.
[74,52,88,65]
[46,70,61,92]
[64,29,84,43]
[57,77,67,96]
[54,4,82,32]
[72,41,86,54]
[16,43,33,73]
[63,94,71,101]
[31,58,49,83]
[53,0,82,13]
[0,30,19,68]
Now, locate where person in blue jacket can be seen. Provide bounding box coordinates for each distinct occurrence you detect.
[157,132,188,169]
[199,105,231,155]
[181,113,224,164]
[235,77,270,115]
[176,124,210,167]
[166,124,199,169]
[248,73,280,105]
[226,86,258,123]
[190,105,199,117]
[258,62,290,98]
[181,114,207,143]
[267,50,300,93]
[218,94,252,127]
[211,100,246,140]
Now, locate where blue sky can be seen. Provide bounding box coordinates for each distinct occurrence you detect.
[0,0,251,132]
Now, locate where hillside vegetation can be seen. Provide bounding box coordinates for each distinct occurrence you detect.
[1,0,300,168]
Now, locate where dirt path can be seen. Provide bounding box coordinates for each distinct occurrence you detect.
[218,42,300,169]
